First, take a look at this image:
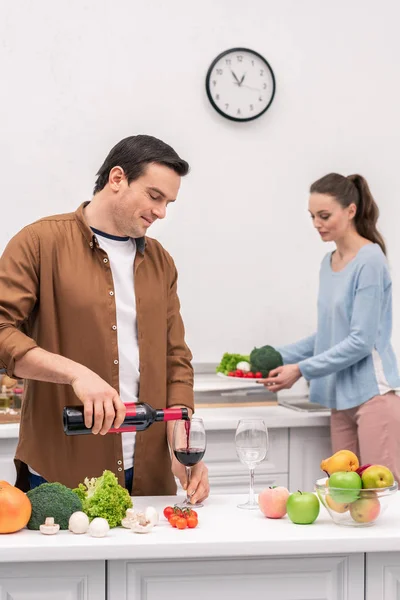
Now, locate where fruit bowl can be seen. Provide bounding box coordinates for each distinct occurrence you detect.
[315,477,398,527]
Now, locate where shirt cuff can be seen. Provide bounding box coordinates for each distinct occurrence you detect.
[167,381,194,412]
[0,328,38,378]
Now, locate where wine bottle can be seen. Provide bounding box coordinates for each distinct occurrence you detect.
[63,402,189,436]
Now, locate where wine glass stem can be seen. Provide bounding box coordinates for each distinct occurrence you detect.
[185,466,191,503]
[249,467,255,504]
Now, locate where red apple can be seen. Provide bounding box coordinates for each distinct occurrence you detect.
[349,494,380,523]
[258,486,290,519]
[356,464,372,477]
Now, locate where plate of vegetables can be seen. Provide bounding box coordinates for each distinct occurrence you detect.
[216,346,283,380]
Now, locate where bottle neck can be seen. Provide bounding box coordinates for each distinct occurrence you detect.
[155,407,189,422]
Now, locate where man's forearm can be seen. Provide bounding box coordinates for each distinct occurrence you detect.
[14,347,87,385]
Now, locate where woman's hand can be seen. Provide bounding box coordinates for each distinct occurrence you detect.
[258,364,302,392]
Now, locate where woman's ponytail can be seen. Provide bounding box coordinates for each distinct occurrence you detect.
[347,174,386,255]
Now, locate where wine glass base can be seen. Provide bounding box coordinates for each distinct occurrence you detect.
[237,500,259,510]
[179,499,204,509]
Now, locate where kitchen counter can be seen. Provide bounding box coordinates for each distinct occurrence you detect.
[2,493,400,563]
[0,493,398,599]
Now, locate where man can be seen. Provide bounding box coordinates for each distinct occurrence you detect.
[0,134,209,504]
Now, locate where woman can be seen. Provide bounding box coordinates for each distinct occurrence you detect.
[263,173,400,482]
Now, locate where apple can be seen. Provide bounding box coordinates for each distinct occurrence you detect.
[258,486,290,519]
[286,491,320,525]
[323,480,350,513]
[350,494,381,524]
[325,494,350,513]
[361,465,395,489]
[356,464,372,477]
[328,471,362,504]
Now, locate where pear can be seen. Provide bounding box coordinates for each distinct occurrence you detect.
[320,450,359,476]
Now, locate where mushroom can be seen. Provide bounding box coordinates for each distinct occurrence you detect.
[121,508,138,529]
[68,511,90,534]
[88,517,110,538]
[145,506,159,526]
[130,509,156,534]
[39,517,60,535]
[131,521,154,534]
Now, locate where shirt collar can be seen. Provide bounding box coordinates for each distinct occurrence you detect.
[74,202,146,254]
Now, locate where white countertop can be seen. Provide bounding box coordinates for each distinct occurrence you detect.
[195,405,330,430]
[2,492,400,563]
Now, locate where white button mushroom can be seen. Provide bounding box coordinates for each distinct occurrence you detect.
[121,508,138,529]
[131,522,154,534]
[68,511,90,534]
[145,506,159,526]
[40,517,60,535]
[88,517,110,538]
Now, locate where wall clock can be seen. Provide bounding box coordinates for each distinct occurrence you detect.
[205,47,276,122]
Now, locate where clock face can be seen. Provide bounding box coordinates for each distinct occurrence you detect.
[205,48,276,122]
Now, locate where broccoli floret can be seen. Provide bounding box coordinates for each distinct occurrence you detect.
[73,470,132,528]
[250,345,283,377]
[26,482,82,530]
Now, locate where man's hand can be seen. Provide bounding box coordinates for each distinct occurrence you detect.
[258,364,302,392]
[172,459,210,505]
[14,347,126,435]
[71,368,126,435]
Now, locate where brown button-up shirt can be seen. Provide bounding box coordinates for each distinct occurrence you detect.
[0,203,194,494]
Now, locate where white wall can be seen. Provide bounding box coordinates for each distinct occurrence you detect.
[1,1,400,363]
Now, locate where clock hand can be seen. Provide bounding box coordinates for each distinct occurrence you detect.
[239,73,246,85]
[231,70,241,85]
[236,83,264,92]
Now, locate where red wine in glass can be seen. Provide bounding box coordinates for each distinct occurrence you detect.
[173,448,205,467]
[173,417,206,508]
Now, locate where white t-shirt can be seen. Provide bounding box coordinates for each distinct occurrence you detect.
[94,229,140,470]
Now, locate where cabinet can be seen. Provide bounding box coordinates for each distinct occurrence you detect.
[366,552,400,600]
[0,561,105,600]
[289,426,332,491]
[108,554,364,600]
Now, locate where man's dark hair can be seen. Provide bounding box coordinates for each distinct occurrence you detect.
[93,135,190,194]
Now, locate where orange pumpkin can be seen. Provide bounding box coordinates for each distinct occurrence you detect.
[0,482,32,533]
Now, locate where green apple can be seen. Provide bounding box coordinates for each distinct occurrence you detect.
[361,465,394,489]
[328,471,362,504]
[286,491,320,525]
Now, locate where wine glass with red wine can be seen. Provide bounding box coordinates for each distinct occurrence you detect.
[173,417,206,508]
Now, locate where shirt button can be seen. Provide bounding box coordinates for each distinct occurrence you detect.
[114,360,119,365]
[112,325,117,331]
[109,291,114,296]
[118,467,123,472]
[117,460,122,465]
[103,258,109,263]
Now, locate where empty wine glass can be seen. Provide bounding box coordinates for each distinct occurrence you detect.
[173,417,206,508]
[235,418,268,509]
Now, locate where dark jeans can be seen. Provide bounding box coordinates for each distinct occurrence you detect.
[29,467,134,493]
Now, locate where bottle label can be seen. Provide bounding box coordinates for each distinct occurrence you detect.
[109,425,137,433]
[164,408,184,421]
[109,403,137,432]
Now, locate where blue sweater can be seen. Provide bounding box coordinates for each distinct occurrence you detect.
[277,244,400,410]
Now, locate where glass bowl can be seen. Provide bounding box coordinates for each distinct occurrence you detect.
[315,477,398,527]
